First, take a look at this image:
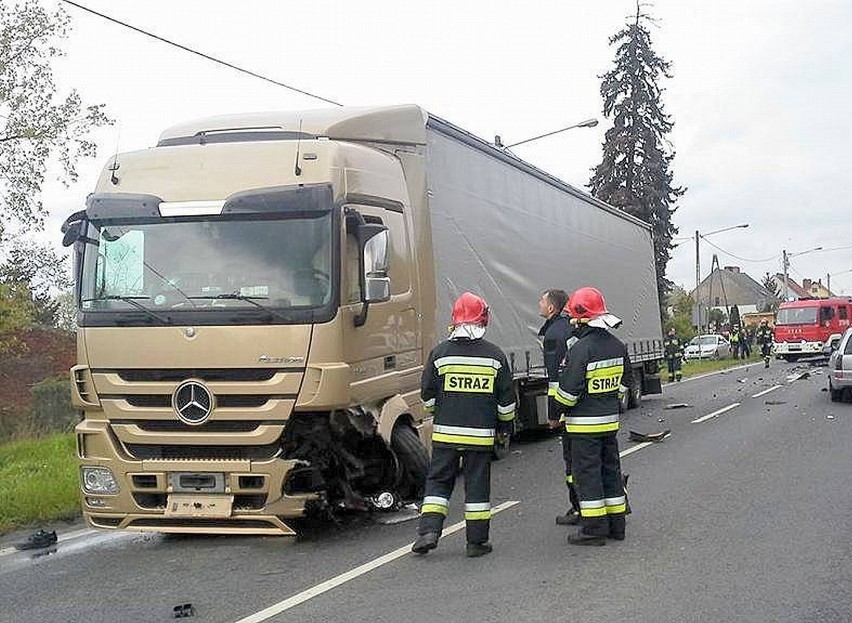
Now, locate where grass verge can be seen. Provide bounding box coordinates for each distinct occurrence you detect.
[678,354,763,379]
[0,433,80,534]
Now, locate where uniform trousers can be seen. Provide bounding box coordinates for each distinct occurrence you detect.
[417,446,492,544]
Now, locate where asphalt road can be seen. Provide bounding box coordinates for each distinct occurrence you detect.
[2,359,851,623]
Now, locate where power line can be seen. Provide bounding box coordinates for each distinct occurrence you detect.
[60,0,342,107]
[700,237,780,263]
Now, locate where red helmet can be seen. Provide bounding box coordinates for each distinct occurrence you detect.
[451,292,489,326]
[567,287,609,320]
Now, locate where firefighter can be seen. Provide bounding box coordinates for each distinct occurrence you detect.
[664,327,684,382]
[756,319,773,368]
[555,286,633,546]
[537,289,581,525]
[412,292,516,558]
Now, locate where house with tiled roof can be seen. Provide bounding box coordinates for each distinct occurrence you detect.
[691,266,775,315]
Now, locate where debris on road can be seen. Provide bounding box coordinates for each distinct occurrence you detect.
[786,371,810,383]
[765,400,787,406]
[629,429,672,443]
[827,414,836,421]
[173,603,195,618]
[14,529,57,551]
[375,503,420,525]
[657,417,666,423]
[664,403,691,410]
[737,378,748,383]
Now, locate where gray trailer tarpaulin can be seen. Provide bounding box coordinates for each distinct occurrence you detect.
[425,116,663,371]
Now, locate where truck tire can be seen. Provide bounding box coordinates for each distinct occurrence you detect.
[391,424,429,501]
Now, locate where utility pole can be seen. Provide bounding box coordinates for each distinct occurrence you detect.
[782,249,789,302]
[695,230,701,332]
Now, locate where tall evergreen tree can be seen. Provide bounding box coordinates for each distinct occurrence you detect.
[589,3,684,313]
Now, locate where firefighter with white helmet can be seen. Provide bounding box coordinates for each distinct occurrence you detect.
[756,318,773,368]
[555,286,633,545]
[412,292,516,557]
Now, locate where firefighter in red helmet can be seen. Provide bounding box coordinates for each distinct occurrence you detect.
[555,286,633,545]
[412,292,516,557]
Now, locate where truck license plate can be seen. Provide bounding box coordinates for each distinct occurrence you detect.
[165,494,233,518]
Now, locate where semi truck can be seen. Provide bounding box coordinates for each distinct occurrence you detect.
[61,105,664,535]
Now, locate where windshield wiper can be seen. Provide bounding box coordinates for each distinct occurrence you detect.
[81,295,172,325]
[188,293,292,323]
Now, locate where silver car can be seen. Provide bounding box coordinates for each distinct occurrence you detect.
[684,334,730,360]
[828,327,852,402]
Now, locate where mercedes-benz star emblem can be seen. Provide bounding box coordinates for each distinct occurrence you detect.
[172,381,214,425]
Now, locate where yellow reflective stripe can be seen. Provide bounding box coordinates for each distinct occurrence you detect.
[555,388,579,407]
[580,507,607,517]
[464,511,492,521]
[565,474,574,484]
[421,504,449,516]
[585,365,624,379]
[606,503,627,515]
[565,422,620,434]
[498,411,515,422]
[432,433,494,446]
[437,364,498,377]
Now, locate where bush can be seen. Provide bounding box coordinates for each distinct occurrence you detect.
[0,376,79,442]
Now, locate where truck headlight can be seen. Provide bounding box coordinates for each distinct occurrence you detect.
[81,466,119,494]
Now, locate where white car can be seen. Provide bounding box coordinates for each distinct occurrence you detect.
[684,334,730,360]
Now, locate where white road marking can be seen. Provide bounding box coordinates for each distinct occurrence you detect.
[691,403,741,424]
[752,384,783,399]
[620,442,653,458]
[233,500,521,623]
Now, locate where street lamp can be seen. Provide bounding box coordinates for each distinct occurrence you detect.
[501,118,599,149]
[827,268,852,294]
[782,246,823,301]
[695,223,749,333]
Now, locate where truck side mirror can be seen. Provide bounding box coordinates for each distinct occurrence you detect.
[61,210,88,247]
[362,228,390,304]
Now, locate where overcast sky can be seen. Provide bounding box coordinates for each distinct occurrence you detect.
[41,0,852,295]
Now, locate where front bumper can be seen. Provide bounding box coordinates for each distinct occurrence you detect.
[77,419,318,535]
[773,341,823,356]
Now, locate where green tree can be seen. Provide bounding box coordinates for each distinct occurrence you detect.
[664,287,696,341]
[0,1,112,239]
[761,272,780,312]
[589,2,685,314]
[0,242,70,327]
[0,281,34,355]
[730,304,741,329]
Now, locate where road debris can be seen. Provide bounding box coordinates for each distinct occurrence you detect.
[629,429,672,443]
[737,378,748,383]
[765,400,787,406]
[173,603,195,618]
[664,403,691,410]
[827,414,836,421]
[14,529,57,551]
[786,371,810,383]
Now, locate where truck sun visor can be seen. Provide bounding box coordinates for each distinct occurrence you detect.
[86,193,163,220]
[222,183,333,215]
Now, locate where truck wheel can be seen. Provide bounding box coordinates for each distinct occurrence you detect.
[391,424,429,501]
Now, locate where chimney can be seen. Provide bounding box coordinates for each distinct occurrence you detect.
[723,266,740,273]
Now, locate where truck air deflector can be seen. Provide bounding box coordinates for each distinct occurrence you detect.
[86,193,163,220]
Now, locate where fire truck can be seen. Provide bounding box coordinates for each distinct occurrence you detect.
[774,298,852,360]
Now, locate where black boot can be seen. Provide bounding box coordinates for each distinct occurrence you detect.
[411,531,439,554]
[466,541,493,557]
[567,530,606,546]
[555,509,581,526]
[608,516,626,540]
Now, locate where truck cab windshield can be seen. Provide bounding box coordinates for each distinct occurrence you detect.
[79,212,333,318]
[776,307,818,325]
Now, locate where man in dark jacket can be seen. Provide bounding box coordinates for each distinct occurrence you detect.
[412,292,516,558]
[756,319,773,368]
[664,327,683,382]
[538,289,581,525]
[555,286,632,546]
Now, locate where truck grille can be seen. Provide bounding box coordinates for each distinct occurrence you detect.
[131,420,262,433]
[125,443,280,461]
[114,368,281,382]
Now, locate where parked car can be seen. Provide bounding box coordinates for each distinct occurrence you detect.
[828,326,852,402]
[684,334,730,360]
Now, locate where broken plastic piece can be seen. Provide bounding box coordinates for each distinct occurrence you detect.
[664,403,691,410]
[14,529,57,551]
[629,429,672,443]
[173,603,195,618]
